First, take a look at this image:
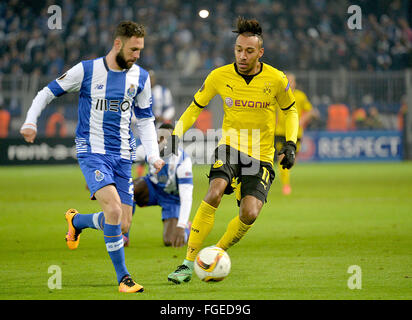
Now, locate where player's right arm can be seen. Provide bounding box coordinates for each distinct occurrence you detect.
[134,73,164,173]
[172,71,217,153]
[20,63,84,143]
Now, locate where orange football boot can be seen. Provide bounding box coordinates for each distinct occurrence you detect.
[65,208,81,250]
[118,275,144,293]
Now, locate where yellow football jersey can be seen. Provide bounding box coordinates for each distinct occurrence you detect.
[275,88,312,138]
[175,63,298,164]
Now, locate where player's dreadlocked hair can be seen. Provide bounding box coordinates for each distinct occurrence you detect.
[233,17,263,47]
[114,21,145,40]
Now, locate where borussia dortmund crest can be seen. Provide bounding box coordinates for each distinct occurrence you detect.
[263,83,272,95]
[213,159,224,168]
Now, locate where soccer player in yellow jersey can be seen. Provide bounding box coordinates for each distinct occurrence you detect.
[167,17,299,284]
[275,73,314,195]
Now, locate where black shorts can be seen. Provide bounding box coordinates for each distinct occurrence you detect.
[274,135,301,162]
[208,144,275,205]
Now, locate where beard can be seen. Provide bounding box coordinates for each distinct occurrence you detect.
[116,48,133,70]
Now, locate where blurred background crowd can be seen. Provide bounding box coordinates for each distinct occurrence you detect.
[1,0,411,77]
[0,0,411,138]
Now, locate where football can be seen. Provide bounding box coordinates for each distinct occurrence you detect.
[194,246,231,282]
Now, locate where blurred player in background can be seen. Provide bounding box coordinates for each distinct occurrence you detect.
[20,21,164,293]
[275,72,314,195]
[134,70,176,177]
[150,70,175,125]
[167,17,299,284]
[125,123,192,248]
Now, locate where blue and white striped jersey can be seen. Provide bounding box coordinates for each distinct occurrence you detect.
[47,56,154,160]
[136,146,193,201]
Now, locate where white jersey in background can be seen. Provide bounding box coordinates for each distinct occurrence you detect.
[152,84,175,123]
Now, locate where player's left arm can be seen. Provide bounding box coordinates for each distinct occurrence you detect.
[172,155,194,247]
[276,72,299,169]
[134,74,164,172]
[172,71,218,154]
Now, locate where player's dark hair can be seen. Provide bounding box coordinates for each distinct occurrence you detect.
[233,17,263,47]
[233,17,263,37]
[114,21,145,40]
[159,123,174,130]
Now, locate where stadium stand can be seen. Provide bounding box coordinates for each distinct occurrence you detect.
[0,0,410,136]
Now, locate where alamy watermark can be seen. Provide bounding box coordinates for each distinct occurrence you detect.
[48,265,62,290]
[347,265,362,290]
[48,5,62,30]
[347,5,362,30]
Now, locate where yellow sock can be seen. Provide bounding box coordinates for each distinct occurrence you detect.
[185,200,217,261]
[279,163,290,186]
[216,215,252,251]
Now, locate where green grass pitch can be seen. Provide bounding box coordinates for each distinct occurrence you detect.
[0,162,411,300]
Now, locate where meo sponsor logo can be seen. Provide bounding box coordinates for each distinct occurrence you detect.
[95,99,131,112]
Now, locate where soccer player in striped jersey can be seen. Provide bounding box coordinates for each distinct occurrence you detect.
[20,21,164,293]
[129,123,192,248]
[167,17,299,284]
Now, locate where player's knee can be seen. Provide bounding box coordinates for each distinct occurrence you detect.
[205,188,224,207]
[240,207,260,225]
[105,205,123,224]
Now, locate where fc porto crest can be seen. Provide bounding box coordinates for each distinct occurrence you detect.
[127,84,137,98]
[95,170,105,182]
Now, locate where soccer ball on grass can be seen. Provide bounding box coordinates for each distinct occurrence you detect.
[194,246,231,282]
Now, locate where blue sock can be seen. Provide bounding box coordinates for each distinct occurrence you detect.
[73,211,105,231]
[104,223,129,283]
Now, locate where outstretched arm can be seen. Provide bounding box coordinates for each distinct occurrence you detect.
[172,71,217,154]
[135,117,164,173]
[20,62,84,143]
